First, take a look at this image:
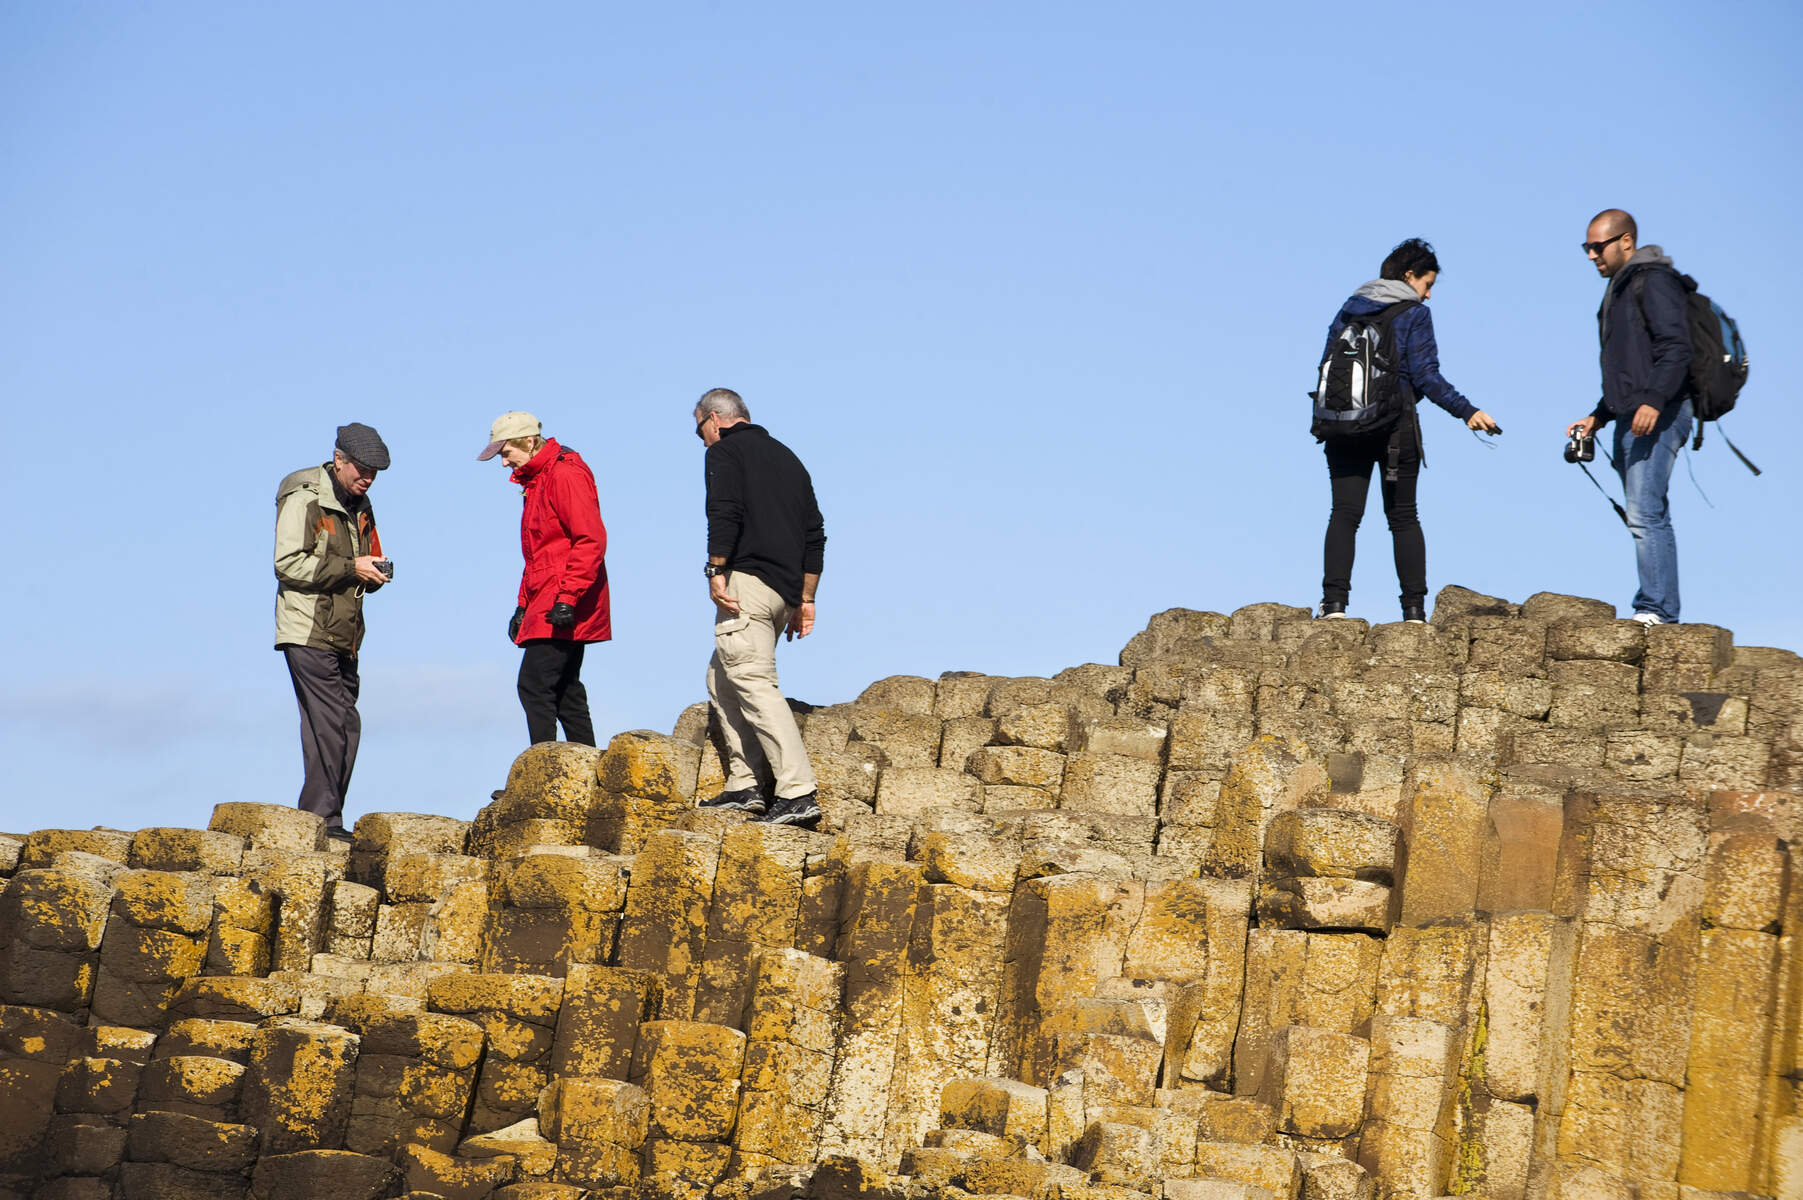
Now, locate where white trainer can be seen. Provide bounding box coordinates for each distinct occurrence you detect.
[1630,611,1663,627]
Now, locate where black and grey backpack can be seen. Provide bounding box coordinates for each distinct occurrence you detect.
[1310,300,1418,440]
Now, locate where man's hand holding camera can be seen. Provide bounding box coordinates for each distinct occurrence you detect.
[354,555,392,588]
[1566,403,1658,441]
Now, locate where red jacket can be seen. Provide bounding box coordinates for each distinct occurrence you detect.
[512,439,611,644]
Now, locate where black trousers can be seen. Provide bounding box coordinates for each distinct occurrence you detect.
[518,639,596,746]
[1322,424,1426,610]
[283,645,361,830]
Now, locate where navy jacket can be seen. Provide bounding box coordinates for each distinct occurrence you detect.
[1323,297,1478,424]
[1592,258,1692,426]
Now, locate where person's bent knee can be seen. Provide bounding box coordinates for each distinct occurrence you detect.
[724,662,782,695]
[518,669,554,703]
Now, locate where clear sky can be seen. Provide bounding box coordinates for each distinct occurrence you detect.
[4,2,1800,834]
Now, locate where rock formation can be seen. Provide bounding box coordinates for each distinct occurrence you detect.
[4,585,1802,1200]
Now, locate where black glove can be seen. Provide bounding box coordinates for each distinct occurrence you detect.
[547,602,577,630]
[508,606,525,642]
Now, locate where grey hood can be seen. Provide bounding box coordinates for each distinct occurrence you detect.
[1605,244,1675,303]
[1353,278,1422,306]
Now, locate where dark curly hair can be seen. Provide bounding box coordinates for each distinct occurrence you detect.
[1380,238,1440,282]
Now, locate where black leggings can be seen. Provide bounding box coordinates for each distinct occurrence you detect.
[517,639,596,746]
[1322,426,1425,609]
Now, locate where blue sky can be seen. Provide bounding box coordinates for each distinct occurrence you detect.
[4,2,1799,834]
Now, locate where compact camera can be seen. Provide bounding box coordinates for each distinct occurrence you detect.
[1563,433,1595,464]
[375,559,395,580]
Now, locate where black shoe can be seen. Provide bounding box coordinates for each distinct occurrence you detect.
[758,791,821,828]
[1318,602,1347,619]
[699,787,768,815]
[325,826,354,843]
[1402,602,1427,624]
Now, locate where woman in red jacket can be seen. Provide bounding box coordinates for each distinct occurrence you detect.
[478,412,611,746]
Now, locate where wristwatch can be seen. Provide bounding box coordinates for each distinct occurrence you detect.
[703,563,729,578]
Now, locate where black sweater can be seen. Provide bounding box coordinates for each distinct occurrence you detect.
[705,423,826,607]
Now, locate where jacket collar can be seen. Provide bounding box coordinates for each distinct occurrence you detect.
[718,422,763,442]
[315,464,351,515]
[511,438,564,485]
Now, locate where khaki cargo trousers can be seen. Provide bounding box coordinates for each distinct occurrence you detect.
[706,570,818,800]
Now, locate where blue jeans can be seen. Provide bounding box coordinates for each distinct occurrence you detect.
[1612,398,1692,622]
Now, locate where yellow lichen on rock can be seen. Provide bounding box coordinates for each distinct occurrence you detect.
[3,590,1802,1198]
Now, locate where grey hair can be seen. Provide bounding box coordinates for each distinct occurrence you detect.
[695,387,749,421]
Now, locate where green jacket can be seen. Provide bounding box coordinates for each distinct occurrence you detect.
[273,465,383,654]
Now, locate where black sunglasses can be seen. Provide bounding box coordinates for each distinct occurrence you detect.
[695,413,712,441]
[1581,231,1628,256]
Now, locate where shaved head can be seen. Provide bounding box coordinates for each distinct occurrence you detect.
[1589,208,1638,241]
[1583,208,1639,278]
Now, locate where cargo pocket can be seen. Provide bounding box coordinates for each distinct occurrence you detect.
[713,611,756,666]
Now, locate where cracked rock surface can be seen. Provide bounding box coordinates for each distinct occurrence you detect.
[3,586,1802,1199]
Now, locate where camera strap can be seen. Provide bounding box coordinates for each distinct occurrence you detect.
[1578,460,1630,526]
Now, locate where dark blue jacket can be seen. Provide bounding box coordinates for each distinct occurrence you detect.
[1592,257,1692,427]
[1323,297,1478,423]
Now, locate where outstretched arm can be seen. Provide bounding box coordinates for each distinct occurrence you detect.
[1402,308,1479,422]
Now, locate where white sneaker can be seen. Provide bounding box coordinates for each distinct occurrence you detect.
[1322,611,1349,620]
[1630,611,1663,627]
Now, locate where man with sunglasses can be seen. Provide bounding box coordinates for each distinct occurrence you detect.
[273,423,393,840]
[691,387,827,828]
[1564,208,1694,626]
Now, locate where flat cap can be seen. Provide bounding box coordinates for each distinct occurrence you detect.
[335,422,391,471]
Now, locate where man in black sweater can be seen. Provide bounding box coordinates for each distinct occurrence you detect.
[693,387,827,827]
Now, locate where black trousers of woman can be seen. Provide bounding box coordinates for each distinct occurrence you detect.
[517,639,597,746]
[1321,423,1426,611]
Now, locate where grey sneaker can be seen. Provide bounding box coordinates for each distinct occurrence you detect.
[758,791,821,828]
[699,787,768,815]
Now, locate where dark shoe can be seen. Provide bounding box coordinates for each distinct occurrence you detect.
[758,791,821,828]
[1402,602,1428,624]
[699,787,768,815]
[1319,602,1347,619]
[325,826,354,843]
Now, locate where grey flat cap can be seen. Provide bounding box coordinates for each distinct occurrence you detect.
[335,423,391,471]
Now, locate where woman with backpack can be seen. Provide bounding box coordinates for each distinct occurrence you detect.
[1311,238,1499,623]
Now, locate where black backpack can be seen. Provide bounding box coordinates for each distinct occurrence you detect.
[1637,269,1756,472]
[1310,300,1418,440]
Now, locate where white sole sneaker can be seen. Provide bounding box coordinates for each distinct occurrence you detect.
[1630,612,1663,627]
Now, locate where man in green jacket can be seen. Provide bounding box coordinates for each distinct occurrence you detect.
[274,423,392,840]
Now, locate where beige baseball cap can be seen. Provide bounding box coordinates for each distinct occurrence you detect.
[477,411,542,461]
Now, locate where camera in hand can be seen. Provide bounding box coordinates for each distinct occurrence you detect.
[1563,433,1595,464]
[375,559,394,580]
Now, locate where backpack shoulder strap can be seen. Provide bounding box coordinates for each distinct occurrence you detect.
[1630,263,1692,310]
